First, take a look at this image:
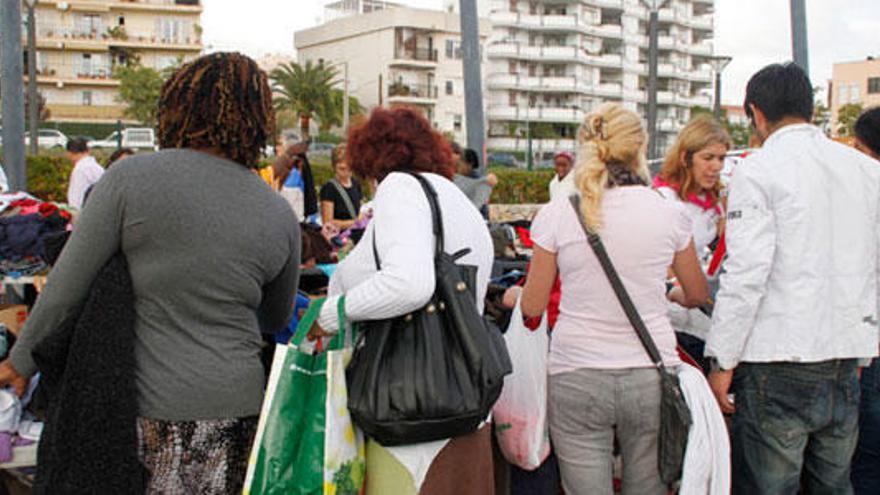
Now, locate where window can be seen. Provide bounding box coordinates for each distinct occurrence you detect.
[446,40,454,58]
[839,85,849,105]
[453,114,462,131]
[869,77,880,94]
[82,91,93,106]
[445,81,454,96]
[850,84,861,103]
[445,39,462,59]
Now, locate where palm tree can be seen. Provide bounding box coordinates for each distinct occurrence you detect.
[270,60,338,139]
[315,89,365,134]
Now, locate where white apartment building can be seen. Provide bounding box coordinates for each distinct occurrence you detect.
[295,3,491,144]
[486,0,716,157]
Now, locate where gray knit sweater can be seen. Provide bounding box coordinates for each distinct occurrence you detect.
[10,149,301,421]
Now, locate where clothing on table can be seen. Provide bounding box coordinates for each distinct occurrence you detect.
[137,416,257,494]
[10,149,301,422]
[66,155,104,210]
[548,172,575,201]
[730,360,859,495]
[678,364,730,495]
[316,172,494,493]
[320,179,363,221]
[852,358,880,495]
[530,188,691,374]
[0,166,8,193]
[549,367,666,495]
[706,124,880,369]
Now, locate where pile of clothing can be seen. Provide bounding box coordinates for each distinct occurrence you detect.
[0,193,72,277]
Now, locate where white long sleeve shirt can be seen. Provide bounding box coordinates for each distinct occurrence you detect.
[548,171,575,201]
[66,155,104,210]
[706,124,880,369]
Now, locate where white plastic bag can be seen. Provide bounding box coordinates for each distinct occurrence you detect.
[492,295,550,471]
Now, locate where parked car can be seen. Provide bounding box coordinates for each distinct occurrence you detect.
[24,129,69,149]
[309,142,336,156]
[487,152,522,168]
[90,128,158,151]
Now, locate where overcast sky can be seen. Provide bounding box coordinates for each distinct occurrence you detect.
[201,0,879,105]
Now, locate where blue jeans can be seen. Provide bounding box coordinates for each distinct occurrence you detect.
[731,359,860,495]
[852,359,880,494]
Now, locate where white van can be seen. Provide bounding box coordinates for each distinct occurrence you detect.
[91,128,158,151]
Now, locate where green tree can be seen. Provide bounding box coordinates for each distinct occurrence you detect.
[270,60,338,139]
[114,64,165,126]
[836,103,863,137]
[315,88,364,133]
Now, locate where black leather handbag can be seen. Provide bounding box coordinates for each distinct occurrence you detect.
[346,172,512,446]
[569,195,692,485]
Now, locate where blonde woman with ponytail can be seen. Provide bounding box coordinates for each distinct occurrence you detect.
[505,103,707,494]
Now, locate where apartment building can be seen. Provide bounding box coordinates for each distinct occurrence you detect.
[830,57,880,136]
[295,2,491,144]
[486,0,716,157]
[23,0,203,125]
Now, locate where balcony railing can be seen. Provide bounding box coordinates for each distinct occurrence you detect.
[35,24,201,46]
[387,82,438,99]
[393,47,438,63]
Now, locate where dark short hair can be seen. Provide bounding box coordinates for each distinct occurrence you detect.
[106,148,135,168]
[157,52,274,168]
[66,137,89,153]
[856,107,880,157]
[744,63,813,124]
[347,107,454,181]
[463,148,480,171]
[450,141,462,156]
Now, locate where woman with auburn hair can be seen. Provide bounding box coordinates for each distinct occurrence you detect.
[504,103,707,493]
[0,52,300,493]
[306,107,495,495]
[653,114,732,370]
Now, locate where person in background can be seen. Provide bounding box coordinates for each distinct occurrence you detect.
[653,115,732,371]
[705,63,880,494]
[0,52,300,493]
[106,148,135,169]
[320,144,362,230]
[548,150,575,200]
[505,103,707,494]
[452,148,497,218]
[854,106,880,161]
[307,107,495,495]
[66,137,104,210]
[852,105,880,495]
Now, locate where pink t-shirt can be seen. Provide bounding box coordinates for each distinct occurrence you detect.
[531,186,693,374]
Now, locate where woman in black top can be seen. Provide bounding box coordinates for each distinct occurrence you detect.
[320,144,362,229]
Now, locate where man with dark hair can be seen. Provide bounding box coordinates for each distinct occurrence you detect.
[706,62,880,494]
[855,107,880,160]
[65,137,104,210]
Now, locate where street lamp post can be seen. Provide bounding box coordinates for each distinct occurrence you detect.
[790,0,809,75]
[459,0,487,174]
[1,1,27,192]
[525,106,532,171]
[26,0,40,155]
[322,60,350,136]
[709,55,732,121]
[642,0,668,161]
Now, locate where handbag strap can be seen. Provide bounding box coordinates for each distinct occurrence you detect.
[329,178,358,220]
[568,195,667,372]
[371,171,445,270]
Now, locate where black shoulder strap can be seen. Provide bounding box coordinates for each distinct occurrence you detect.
[371,172,444,270]
[568,195,666,371]
[329,179,358,219]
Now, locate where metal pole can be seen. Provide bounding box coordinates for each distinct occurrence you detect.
[1,0,27,191]
[342,62,350,136]
[27,2,39,155]
[526,106,533,171]
[713,70,722,120]
[116,120,123,150]
[647,8,660,160]
[790,0,809,75]
[459,0,486,174]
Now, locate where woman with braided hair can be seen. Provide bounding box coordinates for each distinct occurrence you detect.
[504,103,707,493]
[0,52,300,493]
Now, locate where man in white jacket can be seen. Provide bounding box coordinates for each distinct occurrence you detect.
[66,137,104,210]
[706,63,880,494]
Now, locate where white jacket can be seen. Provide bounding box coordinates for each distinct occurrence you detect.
[679,364,730,495]
[707,124,880,369]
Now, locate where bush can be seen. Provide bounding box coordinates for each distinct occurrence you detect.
[490,168,554,204]
[27,154,72,203]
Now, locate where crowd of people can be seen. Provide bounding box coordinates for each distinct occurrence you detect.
[0,51,876,495]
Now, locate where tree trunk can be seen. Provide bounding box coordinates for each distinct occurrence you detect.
[300,114,310,140]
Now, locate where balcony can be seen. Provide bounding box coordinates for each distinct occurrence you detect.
[595,83,623,97]
[387,82,438,104]
[492,12,579,31]
[689,41,713,56]
[488,74,593,93]
[46,103,127,123]
[590,0,624,9]
[106,0,203,13]
[390,47,438,69]
[487,137,577,154]
[691,14,714,31]
[585,24,623,39]
[487,106,583,124]
[34,24,202,51]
